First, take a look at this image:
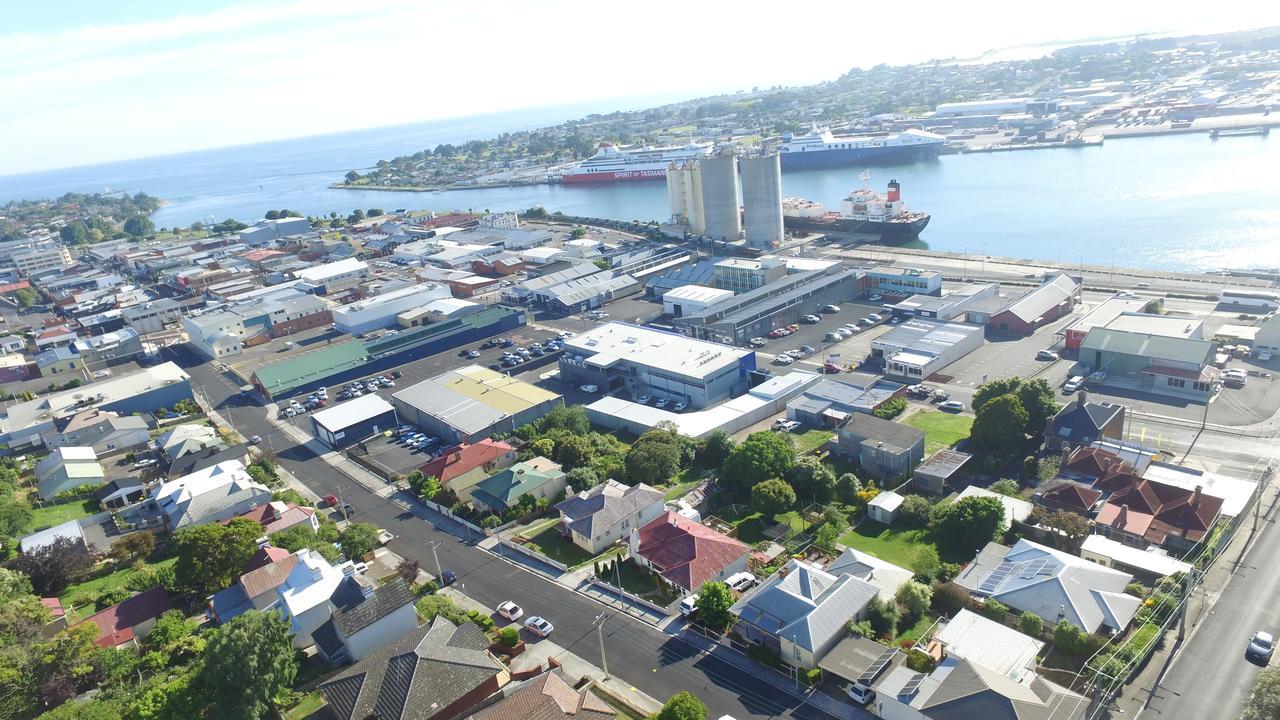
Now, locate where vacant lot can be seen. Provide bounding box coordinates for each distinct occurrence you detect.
[790,428,836,455]
[904,411,973,455]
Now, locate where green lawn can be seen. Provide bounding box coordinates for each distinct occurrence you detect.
[663,473,702,501]
[838,521,934,568]
[60,557,179,620]
[283,692,327,720]
[730,510,808,545]
[522,523,596,568]
[904,411,974,455]
[25,498,99,533]
[896,613,939,646]
[790,428,836,455]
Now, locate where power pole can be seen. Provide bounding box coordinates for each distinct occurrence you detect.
[594,613,610,680]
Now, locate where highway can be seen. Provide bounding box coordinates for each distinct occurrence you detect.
[164,345,842,720]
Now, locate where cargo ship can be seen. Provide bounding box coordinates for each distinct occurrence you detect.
[560,141,713,184]
[782,173,930,240]
[777,128,946,169]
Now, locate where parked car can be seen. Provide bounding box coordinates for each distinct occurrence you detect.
[249,435,262,445]
[377,529,394,545]
[1063,376,1085,393]
[440,569,457,586]
[772,419,801,432]
[466,349,481,359]
[749,337,768,347]
[847,684,875,705]
[799,345,815,355]
[822,362,843,374]
[801,314,821,324]
[497,601,524,621]
[787,349,806,359]
[939,400,965,413]
[773,354,794,365]
[655,398,669,409]
[930,390,950,403]
[93,369,112,378]
[867,313,882,322]
[857,317,872,326]
[825,332,842,342]
[1248,631,1275,663]
[580,384,599,393]
[322,494,339,507]
[672,402,687,412]
[132,458,158,470]
[726,572,756,592]
[1036,350,1059,361]
[822,305,841,313]
[637,395,651,405]
[679,595,699,617]
[524,616,554,638]
[390,370,402,379]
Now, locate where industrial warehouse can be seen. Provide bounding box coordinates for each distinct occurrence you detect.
[390,365,562,444]
[310,394,398,449]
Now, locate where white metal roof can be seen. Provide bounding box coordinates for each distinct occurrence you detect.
[935,608,1043,680]
[663,285,734,304]
[295,257,366,283]
[1080,535,1193,578]
[564,322,750,380]
[311,394,395,433]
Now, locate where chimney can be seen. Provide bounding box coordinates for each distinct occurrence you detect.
[340,561,357,578]
[358,575,376,599]
[1078,389,1088,406]
[1116,504,1129,527]
[1192,485,1203,510]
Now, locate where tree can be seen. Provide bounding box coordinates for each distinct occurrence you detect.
[1017,378,1059,436]
[569,226,588,239]
[873,396,907,419]
[625,431,682,484]
[814,524,841,553]
[1022,455,1040,478]
[344,170,361,183]
[787,456,836,502]
[720,431,795,493]
[530,438,555,459]
[341,522,379,561]
[1041,509,1090,552]
[751,478,796,516]
[415,594,469,624]
[895,581,933,620]
[934,495,1007,551]
[694,582,734,631]
[396,559,420,584]
[970,393,1029,453]
[12,537,92,596]
[110,531,156,563]
[264,210,280,220]
[173,518,262,595]
[367,208,384,217]
[1019,611,1044,638]
[1053,620,1089,655]
[866,596,900,638]
[988,479,1021,497]
[0,502,32,536]
[931,582,971,616]
[13,287,37,308]
[565,466,600,491]
[554,434,595,470]
[1242,666,1280,720]
[910,546,941,583]
[199,610,298,720]
[656,691,707,720]
[981,597,1008,621]
[122,215,155,237]
[835,473,862,504]
[699,430,735,468]
[898,494,932,527]
[539,405,590,435]
[972,377,1023,414]
[0,568,33,600]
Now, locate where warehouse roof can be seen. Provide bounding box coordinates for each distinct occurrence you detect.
[997,273,1078,324]
[295,258,367,283]
[2,362,189,436]
[252,341,368,396]
[1060,296,1151,337]
[1102,313,1202,339]
[663,285,735,304]
[1080,327,1217,367]
[393,365,560,435]
[312,394,396,434]
[564,322,749,380]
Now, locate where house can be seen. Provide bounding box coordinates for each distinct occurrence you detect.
[955,538,1140,634]
[1059,446,1134,484]
[1079,535,1194,584]
[870,609,1084,720]
[730,559,879,669]
[150,460,273,530]
[1044,391,1126,452]
[313,576,418,665]
[318,618,509,720]
[555,479,666,555]
[228,500,318,535]
[628,511,749,595]
[19,519,88,554]
[207,545,300,625]
[987,273,1080,336]
[955,486,1034,528]
[913,449,972,495]
[35,346,83,375]
[824,547,913,601]
[75,587,172,649]
[469,457,566,515]
[785,375,906,427]
[156,424,224,461]
[35,446,106,500]
[420,439,518,502]
[833,414,926,482]
[271,548,349,647]
[867,491,905,524]
[166,442,253,479]
[467,670,616,720]
[46,409,149,455]
[1035,480,1103,516]
[1094,481,1222,552]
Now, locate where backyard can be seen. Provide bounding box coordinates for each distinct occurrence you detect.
[59,556,179,622]
[904,411,974,455]
[609,558,679,606]
[838,520,972,567]
[714,505,809,545]
[519,518,596,568]
[25,496,99,534]
[789,428,836,455]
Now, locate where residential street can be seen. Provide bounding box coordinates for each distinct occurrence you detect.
[165,345,847,720]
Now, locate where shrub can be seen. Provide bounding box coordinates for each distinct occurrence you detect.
[931,582,971,616]
[873,396,908,420]
[800,668,823,687]
[498,626,520,647]
[1019,611,1044,637]
[481,515,502,529]
[981,597,1008,621]
[1053,620,1089,655]
[905,649,937,673]
[899,495,932,527]
[936,562,962,583]
[847,619,874,638]
[866,596,900,638]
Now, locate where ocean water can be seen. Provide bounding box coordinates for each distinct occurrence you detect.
[2,115,1276,272]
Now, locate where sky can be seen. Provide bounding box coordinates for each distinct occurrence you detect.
[4,0,1280,175]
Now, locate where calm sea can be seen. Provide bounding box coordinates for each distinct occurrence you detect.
[2,115,1276,272]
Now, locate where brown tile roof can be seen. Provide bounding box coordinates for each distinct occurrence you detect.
[422,439,515,484]
[468,671,616,720]
[1063,446,1132,481]
[1040,482,1102,512]
[75,587,171,648]
[239,551,300,598]
[635,512,749,592]
[243,545,292,572]
[1099,480,1224,544]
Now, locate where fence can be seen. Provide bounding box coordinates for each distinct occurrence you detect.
[588,578,677,617]
[421,498,486,537]
[497,537,569,573]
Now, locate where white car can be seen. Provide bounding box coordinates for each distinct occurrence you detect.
[749,337,768,347]
[673,402,687,412]
[939,400,965,413]
[773,354,794,365]
[524,616,554,637]
[726,572,756,592]
[1036,350,1059,361]
[377,529,394,545]
[497,601,524,621]
[580,384,598,393]
[680,594,699,617]
[655,398,669,409]
[93,369,112,378]
[637,395,651,405]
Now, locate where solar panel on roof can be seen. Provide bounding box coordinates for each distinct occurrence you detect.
[898,673,926,701]
[857,646,898,685]
[979,561,1015,594]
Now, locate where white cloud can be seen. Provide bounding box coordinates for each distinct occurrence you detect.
[3,0,1280,174]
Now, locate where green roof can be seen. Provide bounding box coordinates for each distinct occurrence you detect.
[470,459,564,509]
[252,340,369,395]
[364,306,520,357]
[1080,327,1216,366]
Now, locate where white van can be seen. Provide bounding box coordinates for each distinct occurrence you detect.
[680,594,699,617]
[1063,376,1084,393]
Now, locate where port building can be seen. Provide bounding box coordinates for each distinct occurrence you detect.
[871,318,985,381]
[1078,323,1219,401]
[675,266,861,346]
[667,161,706,235]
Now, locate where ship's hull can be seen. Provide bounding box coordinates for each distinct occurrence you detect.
[780,143,942,170]
[561,168,668,184]
[784,214,930,240]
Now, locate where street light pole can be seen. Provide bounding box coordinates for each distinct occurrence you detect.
[594,613,610,680]
[429,540,444,582]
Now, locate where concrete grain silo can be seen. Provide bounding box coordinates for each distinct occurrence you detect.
[740,153,783,249]
[666,161,705,234]
[698,153,741,241]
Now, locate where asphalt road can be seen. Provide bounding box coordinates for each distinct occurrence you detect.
[164,344,839,720]
[1141,492,1280,720]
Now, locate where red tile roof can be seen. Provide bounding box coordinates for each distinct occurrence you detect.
[244,545,292,572]
[635,512,749,592]
[421,439,514,484]
[1063,446,1132,481]
[469,671,615,720]
[229,502,316,535]
[76,587,172,648]
[1040,482,1102,511]
[1098,480,1223,544]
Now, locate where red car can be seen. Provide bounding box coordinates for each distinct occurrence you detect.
[322,494,339,507]
[822,362,843,374]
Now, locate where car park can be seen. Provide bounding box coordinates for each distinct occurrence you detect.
[1036,350,1059,361]
[939,400,965,412]
[497,601,524,621]
[524,616,554,637]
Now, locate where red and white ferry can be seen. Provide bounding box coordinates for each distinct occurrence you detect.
[560,141,712,184]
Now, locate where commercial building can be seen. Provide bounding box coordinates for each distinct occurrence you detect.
[395,298,483,327]
[988,273,1080,336]
[238,217,312,245]
[662,285,734,318]
[539,271,640,313]
[1079,326,1219,400]
[560,322,754,409]
[711,255,840,294]
[122,298,183,335]
[699,153,742,241]
[293,258,368,293]
[863,267,942,298]
[330,283,452,334]
[0,362,192,450]
[501,262,602,304]
[311,394,398,449]
[740,153,784,250]
[391,365,562,445]
[889,282,1015,325]
[0,238,73,276]
[73,327,143,367]
[1059,295,1153,351]
[676,267,862,345]
[786,375,905,427]
[871,317,986,381]
[182,288,331,359]
[934,97,1032,117]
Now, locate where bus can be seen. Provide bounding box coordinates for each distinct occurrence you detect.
[1219,289,1280,312]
